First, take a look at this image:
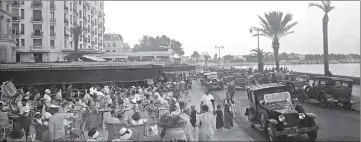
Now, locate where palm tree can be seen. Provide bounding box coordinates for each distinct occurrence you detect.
[191,51,200,62]
[254,11,298,71]
[203,53,211,66]
[309,1,335,75]
[66,25,86,61]
[251,48,270,72]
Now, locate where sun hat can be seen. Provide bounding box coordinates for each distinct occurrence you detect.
[118,128,132,140]
[45,89,51,94]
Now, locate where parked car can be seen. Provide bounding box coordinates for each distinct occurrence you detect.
[205,78,224,90]
[281,74,310,101]
[244,83,318,141]
[303,76,354,109]
[234,71,251,89]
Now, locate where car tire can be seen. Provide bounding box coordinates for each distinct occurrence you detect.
[319,93,328,108]
[267,123,279,141]
[295,104,306,113]
[342,102,352,109]
[307,119,318,141]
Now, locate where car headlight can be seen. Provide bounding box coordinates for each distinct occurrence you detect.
[299,113,306,120]
[278,115,286,122]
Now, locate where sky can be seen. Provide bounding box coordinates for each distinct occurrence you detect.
[104,1,360,56]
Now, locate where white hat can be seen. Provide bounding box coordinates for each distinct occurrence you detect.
[118,128,132,140]
[50,104,59,108]
[45,89,51,94]
[25,92,30,95]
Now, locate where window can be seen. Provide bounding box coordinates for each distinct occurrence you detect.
[33,24,42,33]
[16,39,19,46]
[50,26,54,36]
[95,19,97,25]
[70,2,72,11]
[95,28,97,34]
[79,10,82,18]
[33,39,42,46]
[70,16,72,24]
[50,40,55,46]
[50,12,55,21]
[0,1,2,10]
[79,21,82,27]
[21,24,24,34]
[0,21,2,34]
[21,39,25,46]
[21,9,24,19]
[113,42,116,46]
[80,44,82,49]
[87,15,90,22]
[6,4,9,12]
[79,1,81,4]
[335,81,342,86]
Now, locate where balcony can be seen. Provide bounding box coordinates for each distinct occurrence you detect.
[64,6,68,12]
[50,4,55,11]
[31,17,43,23]
[0,34,16,43]
[30,46,46,52]
[31,1,43,9]
[50,18,56,24]
[12,16,21,23]
[32,31,43,38]
[12,30,21,37]
[12,1,21,7]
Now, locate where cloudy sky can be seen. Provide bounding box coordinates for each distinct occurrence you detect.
[104,1,360,56]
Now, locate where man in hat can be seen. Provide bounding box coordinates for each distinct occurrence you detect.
[48,104,66,141]
[113,127,137,141]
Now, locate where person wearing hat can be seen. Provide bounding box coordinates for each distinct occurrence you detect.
[48,104,66,141]
[113,127,137,142]
[200,90,215,113]
[86,128,99,142]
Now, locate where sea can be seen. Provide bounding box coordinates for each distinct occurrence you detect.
[235,63,360,77]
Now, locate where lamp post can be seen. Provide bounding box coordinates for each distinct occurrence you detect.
[249,26,261,50]
[215,45,224,68]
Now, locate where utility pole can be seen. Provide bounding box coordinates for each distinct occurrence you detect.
[250,27,260,50]
[215,45,224,68]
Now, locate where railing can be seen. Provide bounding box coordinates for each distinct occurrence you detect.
[31,17,43,23]
[51,46,55,49]
[12,16,21,21]
[31,1,43,8]
[12,30,20,36]
[31,46,44,50]
[12,1,21,7]
[50,32,56,37]
[50,4,55,10]
[50,18,56,23]
[32,31,43,38]
[0,34,16,42]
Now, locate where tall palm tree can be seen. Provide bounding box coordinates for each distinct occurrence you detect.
[66,25,85,61]
[203,53,211,66]
[254,11,298,71]
[309,1,335,75]
[251,48,269,72]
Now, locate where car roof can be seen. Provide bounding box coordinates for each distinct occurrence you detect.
[314,76,353,82]
[247,83,286,91]
[204,72,217,76]
[286,74,308,77]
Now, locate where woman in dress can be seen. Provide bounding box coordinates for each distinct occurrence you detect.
[223,92,235,130]
[86,99,100,130]
[197,105,215,141]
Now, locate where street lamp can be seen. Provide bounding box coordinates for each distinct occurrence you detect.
[215,45,224,68]
[249,26,261,50]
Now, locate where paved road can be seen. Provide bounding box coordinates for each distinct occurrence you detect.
[204,82,360,141]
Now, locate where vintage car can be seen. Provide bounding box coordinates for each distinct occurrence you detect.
[281,74,310,101]
[234,71,251,89]
[303,76,354,109]
[205,78,224,90]
[200,72,217,86]
[244,84,318,141]
[222,71,236,83]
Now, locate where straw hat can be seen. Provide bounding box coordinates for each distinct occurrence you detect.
[45,89,51,94]
[118,128,132,140]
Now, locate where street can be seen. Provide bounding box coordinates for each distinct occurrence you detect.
[191,81,360,141]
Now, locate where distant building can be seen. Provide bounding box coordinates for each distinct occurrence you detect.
[0,0,16,63]
[95,51,174,61]
[122,42,131,52]
[104,33,123,52]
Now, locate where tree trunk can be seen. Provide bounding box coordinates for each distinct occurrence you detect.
[260,55,264,72]
[74,38,79,61]
[323,14,330,75]
[272,39,280,72]
[205,59,208,66]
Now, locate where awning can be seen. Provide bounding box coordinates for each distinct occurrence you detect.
[81,55,107,62]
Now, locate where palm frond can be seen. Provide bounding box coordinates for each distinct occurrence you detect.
[279,31,295,38]
[252,33,272,39]
[280,22,298,36]
[309,2,326,12]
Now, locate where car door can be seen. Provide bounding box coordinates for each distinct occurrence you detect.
[247,90,256,115]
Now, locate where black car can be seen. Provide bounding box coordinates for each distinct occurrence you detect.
[244,83,318,141]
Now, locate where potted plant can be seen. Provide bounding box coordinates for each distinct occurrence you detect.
[157,111,188,141]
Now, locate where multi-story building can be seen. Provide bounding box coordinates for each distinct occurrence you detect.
[10,0,105,62]
[104,33,124,52]
[0,0,16,63]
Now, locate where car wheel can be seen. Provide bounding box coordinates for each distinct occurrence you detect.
[267,123,279,141]
[306,118,318,141]
[247,114,255,128]
[342,102,352,109]
[319,94,328,108]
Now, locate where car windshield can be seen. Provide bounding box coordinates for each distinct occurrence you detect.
[264,92,291,103]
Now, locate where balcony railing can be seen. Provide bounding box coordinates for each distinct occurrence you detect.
[50,32,56,37]
[31,46,44,50]
[31,17,43,23]
[0,34,16,42]
[12,16,21,22]
[12,1,21,7]
[31,1,43,8]
[32,31,43,38]
[50,4,55,10]
[50,18,56,24]
[64,19,69,25]
[12,30,20,36]
[51,46,55,49]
